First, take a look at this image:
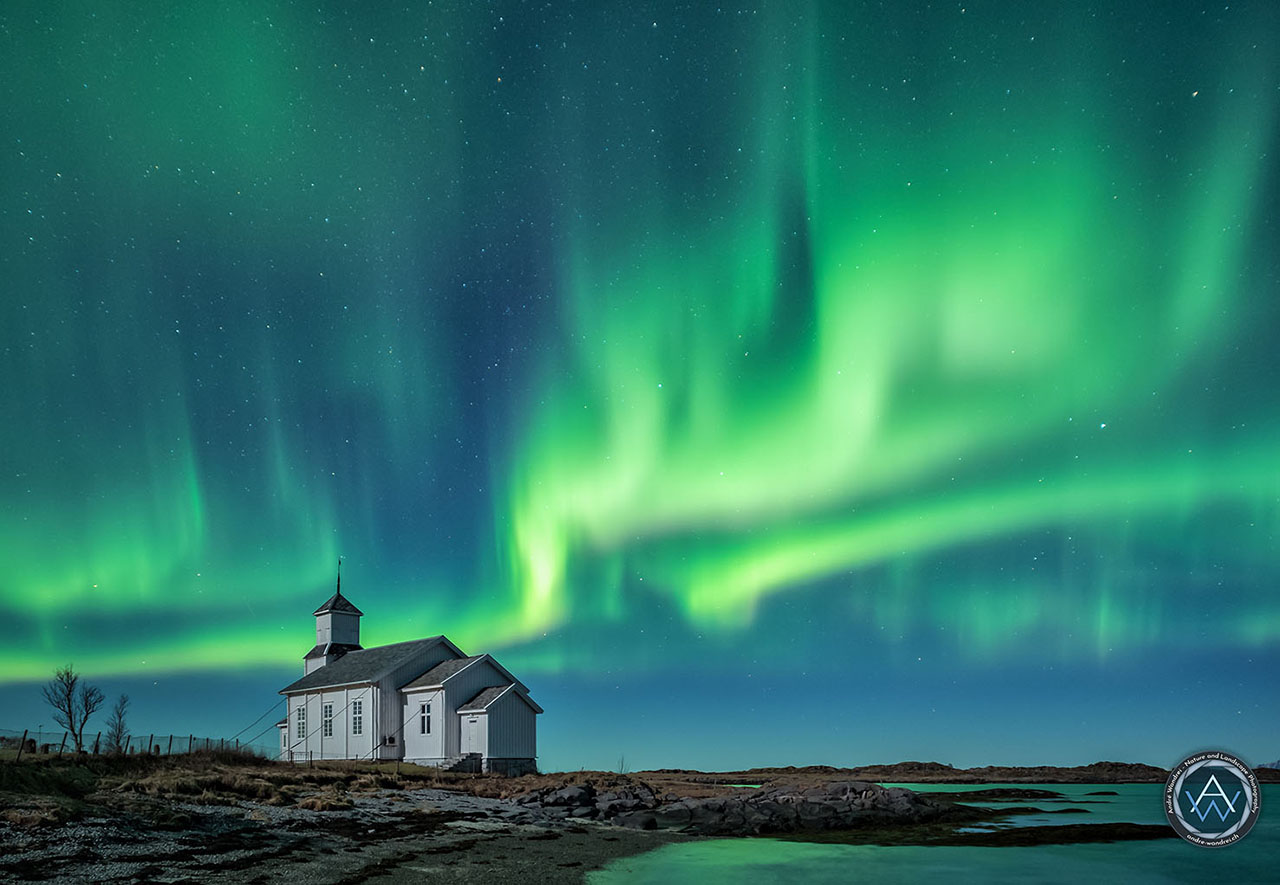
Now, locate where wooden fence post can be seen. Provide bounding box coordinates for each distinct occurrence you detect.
[93,732,101,754]
[57,733,67,758]
[147,734,154,756]
[189,735,194,753]
[15,729,28,763]
[167,735,174,755]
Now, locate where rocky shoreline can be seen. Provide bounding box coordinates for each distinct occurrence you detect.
[0,756,1206,882]
[0,785,687,884]
[513,779,985,836]
[507,779,1174,847]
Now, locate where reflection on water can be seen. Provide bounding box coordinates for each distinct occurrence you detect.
[590,784,1275,884]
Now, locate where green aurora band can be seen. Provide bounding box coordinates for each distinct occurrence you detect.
[504,7,1279,645]
[1,1,1278,703]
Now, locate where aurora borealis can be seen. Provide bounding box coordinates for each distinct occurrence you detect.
[2,1,1278,770]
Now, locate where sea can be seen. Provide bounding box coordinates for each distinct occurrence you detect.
[589,783,1276,884]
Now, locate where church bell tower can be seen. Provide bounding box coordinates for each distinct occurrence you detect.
[304,560,364,674]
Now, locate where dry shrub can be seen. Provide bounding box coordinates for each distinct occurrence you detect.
[168,776,202,795]
[0,800,73,828]
[117,767,285,805]
[296,795,353,812]
[227,773,281,801]
[296,770,358,788]
[349,773,402,793]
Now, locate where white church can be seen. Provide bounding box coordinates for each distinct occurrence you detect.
[277,573,541,775]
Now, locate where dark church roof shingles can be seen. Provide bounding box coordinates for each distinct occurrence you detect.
[280,637,445,693]
[400,656,484,690]
[313,590,363,617]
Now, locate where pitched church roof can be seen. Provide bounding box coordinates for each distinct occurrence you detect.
[280,637,450,694]
[302,642,362,661]
[398,651,531,694]
[459,684,544,714]
[458,685,513,712]
[313,591,363,616]
[400,655,484,690]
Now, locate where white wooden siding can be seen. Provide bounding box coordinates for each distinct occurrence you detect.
[440,659,507,757]
[400,688,444,760]
[372,643,456,758]
[285,686,376,761]
[328,611,361,645]
[484,690,537,759]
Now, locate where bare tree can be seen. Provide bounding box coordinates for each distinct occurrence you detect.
[41,664,106,753]
[105,694,130,754]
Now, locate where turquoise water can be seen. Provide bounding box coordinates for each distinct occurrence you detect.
[589,784,1276,883]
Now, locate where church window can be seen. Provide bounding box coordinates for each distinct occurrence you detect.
[420,702,431,735]
[296,704,306,740]
[322,703,334,738]
[351,700,363,736]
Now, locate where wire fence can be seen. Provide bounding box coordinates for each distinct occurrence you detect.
[0,724,279,762]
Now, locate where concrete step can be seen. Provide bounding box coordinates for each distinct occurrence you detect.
[441,752,482,772]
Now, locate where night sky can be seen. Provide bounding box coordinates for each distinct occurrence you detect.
[3,2,1278,772]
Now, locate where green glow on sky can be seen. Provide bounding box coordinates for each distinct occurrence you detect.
[504,7,1280,655]
[1,0,1277,729]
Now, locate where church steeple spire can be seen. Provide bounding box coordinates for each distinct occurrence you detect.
[305,559,363,674]
[313,559,363,617]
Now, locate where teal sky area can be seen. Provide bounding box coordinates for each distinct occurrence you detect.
[2,1,1278,771]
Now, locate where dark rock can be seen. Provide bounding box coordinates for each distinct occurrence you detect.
[650,804,693,829]
[600,781,975,837]
[543,785,595,807]
[795,801,838,825]
[934,822,1174,847]
[612,811,657,830]
[596,797,644,816]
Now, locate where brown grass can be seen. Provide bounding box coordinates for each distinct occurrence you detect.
[0,798,78,828]
[82,754,482,808]
[118,768,293,805]
[296,794,354,812]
